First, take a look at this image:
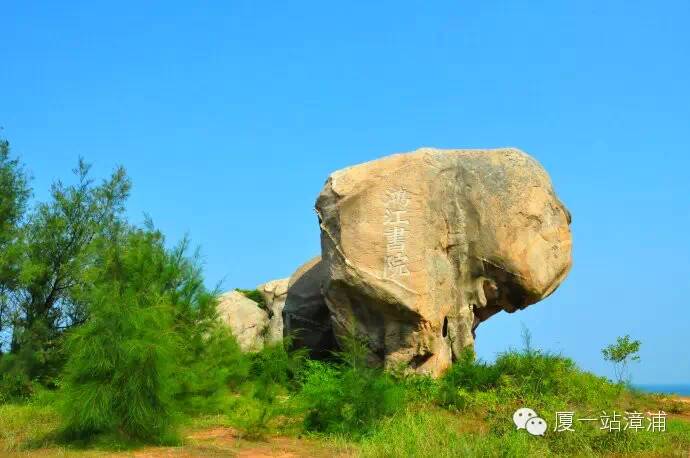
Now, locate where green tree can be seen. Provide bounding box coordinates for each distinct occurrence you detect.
[3,159,130,390]
[61,221,245,441]
[0,139,30,349]
[165,237,249,414]
[60,227,179,442]
[602,334,641,385]
[0,139,31,400]
[299,332,404,437]
[0,143,243,421]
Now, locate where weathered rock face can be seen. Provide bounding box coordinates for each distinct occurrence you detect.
[316,148,572,377]
[217,290,269,352]
[283,256,337,358]
[256,278,289,344]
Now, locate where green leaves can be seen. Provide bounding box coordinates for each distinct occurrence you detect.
[0,136,250,442]
[0,139,30,358]
[602,335,641,364]
[60,229,179,442]
[59,223,247,442]
[298,334,405,438]
[602,335,642,385]
[0,150,132,392]
[0,139,29,250]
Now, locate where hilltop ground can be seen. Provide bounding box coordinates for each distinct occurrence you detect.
[2,397,689,457]
[2,349,690,458]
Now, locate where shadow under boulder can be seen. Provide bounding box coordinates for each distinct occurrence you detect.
[282,256,337,359]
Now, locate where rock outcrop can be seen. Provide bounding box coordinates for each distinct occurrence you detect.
[315,148,572,376]
[283,256,337,358]
[217,290,268,352]
[256,278,290,344]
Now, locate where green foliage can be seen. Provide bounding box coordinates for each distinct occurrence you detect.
[602,334,641,385]
[536,416,690,456]
[0,138,253,443]
[0,138,30,291]
[494,350,593,401]
[59,228,179,443]
[435,326,621,415]
[235,340,307,438]
[235,288,266,310]
[2,333,689,456]
[160,237,249,415]
[359,407,546,458]
[0,139,31,400]
[0,138,687,457]
[175,325,248,414]
[358,344,690,457]
[358,406,690,457]
[250,339,306,395]
[436,347,619,419]
[0,354,34,403]
[437,349,498,409]
[0,157,131,394]
[298,333,405,438]
[59,224,247,442]
[400,373,440,404]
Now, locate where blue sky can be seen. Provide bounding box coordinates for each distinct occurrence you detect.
[2,1,688,384]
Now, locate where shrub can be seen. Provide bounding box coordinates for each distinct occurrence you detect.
[59,229,180,443]
[431,343,622,437]
[60,224,247,441]
[492,349,618,409]
[437,349,498,410]
[60,285,178,443]
[0,354,34,403]
[401,374,440,404]
[235,288,267,311]
[494,350,577,398]
[174,325,249,414]
[168,240,251,415]
[250,338,307,393]
[298,334,405,437]
[232,339,307,438]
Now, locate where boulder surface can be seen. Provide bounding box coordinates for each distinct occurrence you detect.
[257,278,290,344]
[283,256,337,358]
[315,147,572,376]
[217,290,269,352]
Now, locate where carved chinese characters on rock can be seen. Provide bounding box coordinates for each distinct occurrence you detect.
[383,189,411,282]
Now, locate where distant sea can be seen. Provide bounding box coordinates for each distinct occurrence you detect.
[635,384,690,397]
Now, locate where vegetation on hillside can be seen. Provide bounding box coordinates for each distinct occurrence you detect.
[602,334,642,386]
[0,138,688,456]
[235,288,266,310]
[0,140,241,442]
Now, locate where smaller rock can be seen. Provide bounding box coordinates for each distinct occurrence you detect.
[217,290,269,351]
[256,278,289,344]
[283,256,337,358]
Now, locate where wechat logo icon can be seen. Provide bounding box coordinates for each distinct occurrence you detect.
[513,407,547,436]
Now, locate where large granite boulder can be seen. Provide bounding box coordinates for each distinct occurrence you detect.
[283,256,337,358]
[217,290,269,352]
[315,148,572,376]
[256,278,289,344]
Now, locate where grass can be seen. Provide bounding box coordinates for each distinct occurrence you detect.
[1,345,689,457]
[358,407,540,458]
[235,288,268,311]
[357,406,690,457]
[0,401,60,451]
